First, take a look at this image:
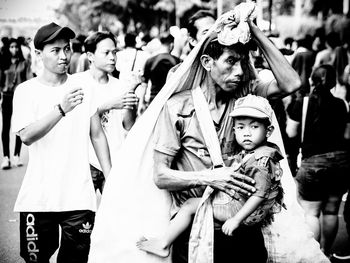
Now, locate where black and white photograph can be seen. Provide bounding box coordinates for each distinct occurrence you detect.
[0,0,349,262]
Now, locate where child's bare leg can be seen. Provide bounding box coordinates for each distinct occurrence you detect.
[136,197,201,257]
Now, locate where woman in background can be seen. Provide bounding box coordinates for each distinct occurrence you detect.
[0,38,32,169]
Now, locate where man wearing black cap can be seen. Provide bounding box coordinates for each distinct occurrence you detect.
[11,22,112,263]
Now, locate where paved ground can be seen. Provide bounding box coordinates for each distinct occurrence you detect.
[0,119,349,262]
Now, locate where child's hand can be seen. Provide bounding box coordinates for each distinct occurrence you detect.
[221,218,241,236]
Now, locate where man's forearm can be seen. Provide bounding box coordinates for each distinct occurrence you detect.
[249,21,301,96]
[97,98,122,115]
[122,108,137,131]
[18,107,64,146]
[153,151,207,191]
[154,164,207,191]
[91,136,111,177]
[90,114,112,177]
[153,151,255,196]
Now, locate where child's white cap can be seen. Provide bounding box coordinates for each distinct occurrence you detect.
[229,94,273,123]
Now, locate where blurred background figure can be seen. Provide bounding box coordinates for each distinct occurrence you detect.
[0,38,32,169]
[115,32,149,81]
[68,34,85,74]
[138,33,180,114]
[17,36,31,63]
[312,27,326,55]
[292,34,316,96]
[286,65,350,257]
[313,31,341,69]
[115,32,149,113]
[280,36,296,63]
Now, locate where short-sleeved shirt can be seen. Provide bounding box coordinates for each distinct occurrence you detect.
[212,143,283,225]
[75,71,130,171]
[12,75,98,212]
[154,81,270,215]
[143,53,181,100]
[239,144,283,199]
[287,89,348,158]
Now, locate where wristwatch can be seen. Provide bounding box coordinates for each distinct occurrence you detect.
[55,104,66,117]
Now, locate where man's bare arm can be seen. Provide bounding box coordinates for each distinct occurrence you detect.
[249,21,301,99]
[90,112,111,177]
[153,150,256,197]
[19,87,84,145]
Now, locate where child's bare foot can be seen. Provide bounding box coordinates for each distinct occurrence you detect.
[136,236,170,258]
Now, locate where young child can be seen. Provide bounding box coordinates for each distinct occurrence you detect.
[136,94,285,258]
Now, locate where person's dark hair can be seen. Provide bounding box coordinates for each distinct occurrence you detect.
[17,36,26,46]
[141,34,152,44]
[72,40,83,53]
[201,35,256,89]
[1,36,9,51]
[124,33,137,48]
[314,27,325,40]
[159,34,174,46]
[1,38,25,70]
[202,38,253,61]
[187,10,216,39]
[84,31,116,53]
[76,34,87,44]
[311,64,336,90]
[325,31,340,49]
[284,37,294,47]
[340,19,350,46]
[296,34,313,50]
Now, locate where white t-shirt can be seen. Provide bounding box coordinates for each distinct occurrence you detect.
[76,71,130,171]
[12,75,98,212]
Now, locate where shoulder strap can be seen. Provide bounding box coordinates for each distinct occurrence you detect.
[192,86,224,168]
[301,96,309,143]
[130,49,138,71]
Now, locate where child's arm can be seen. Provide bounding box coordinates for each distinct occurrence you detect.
[222,195,264,236]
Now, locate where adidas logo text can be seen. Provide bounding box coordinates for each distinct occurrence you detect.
[79,222,92,234]
[26,214,39,262]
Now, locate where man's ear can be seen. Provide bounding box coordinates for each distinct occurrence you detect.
[34,49,42,58]
[188,36,197,48]
[200,54,213,72]
[266,125,274,138]
[86,51,94,63]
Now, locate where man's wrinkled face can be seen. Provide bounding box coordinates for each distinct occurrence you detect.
[209,48,248,93]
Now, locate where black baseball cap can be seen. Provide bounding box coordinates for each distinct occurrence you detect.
[34,22,75,50]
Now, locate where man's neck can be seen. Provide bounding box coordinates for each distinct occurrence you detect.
[38,70,68,87]
[201,79,230,124]
[201,78,228,109]
[88,67,109,84]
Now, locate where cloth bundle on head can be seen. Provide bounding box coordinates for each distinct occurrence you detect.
[88,2,329,263]
[216,1,257,45]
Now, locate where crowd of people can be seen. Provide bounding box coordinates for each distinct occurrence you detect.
[1,2,350,263]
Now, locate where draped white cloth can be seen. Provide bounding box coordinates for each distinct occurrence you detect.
[88,3,330,263]
[88,28,206,263]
